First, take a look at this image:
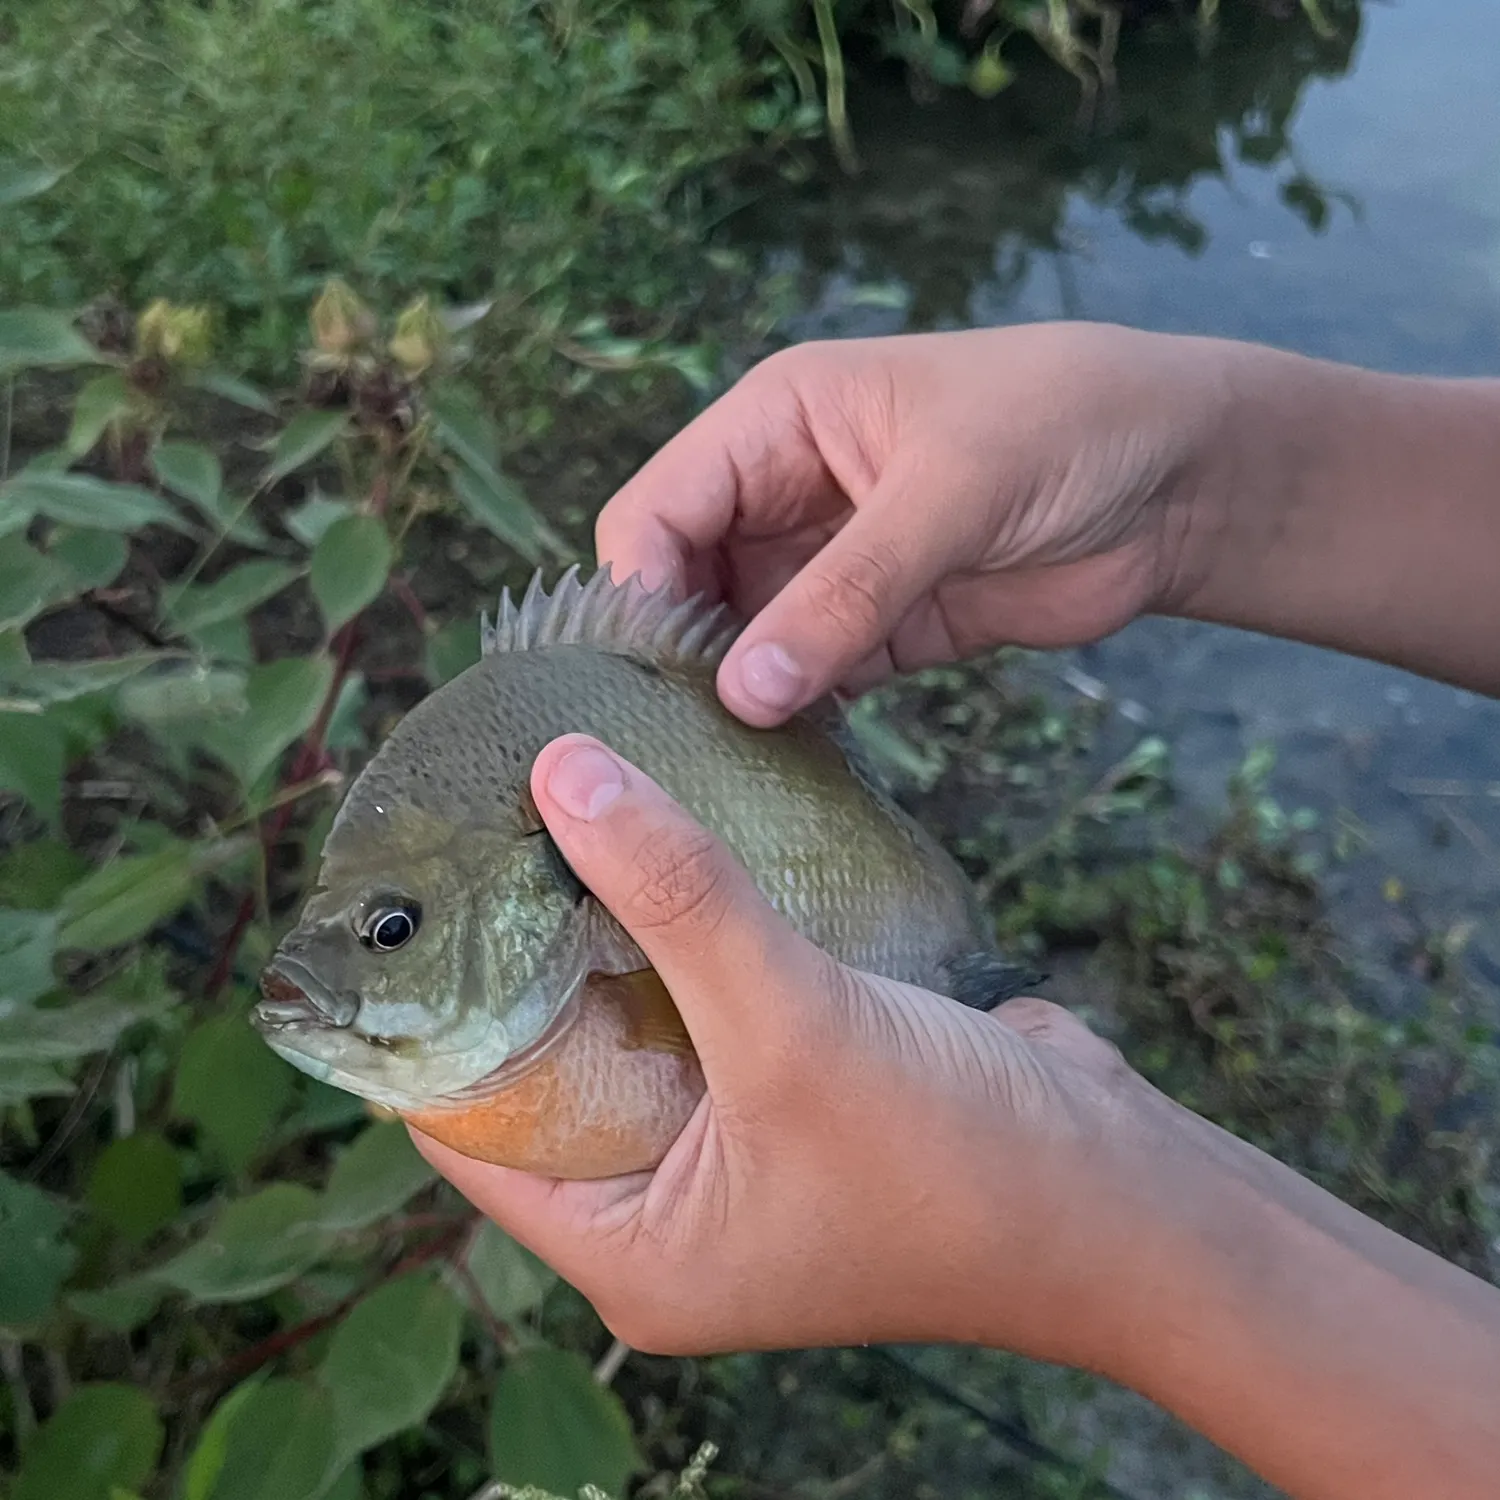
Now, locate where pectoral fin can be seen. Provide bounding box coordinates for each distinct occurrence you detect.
[942,952,1046,1012]
[590,967,696,1057]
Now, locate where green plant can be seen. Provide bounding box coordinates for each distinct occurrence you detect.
[0,0,815,391]
[863,661,1500,1281]
[0,289,693,1500]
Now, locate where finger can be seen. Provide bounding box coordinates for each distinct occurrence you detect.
[715,470,968,726]
[408,1127,649,1286]
[529,734,823,1062]
[990,997,1129,1080]
[596,355,838,597]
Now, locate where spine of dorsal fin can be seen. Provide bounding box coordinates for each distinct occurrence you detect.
[479,563,743,670]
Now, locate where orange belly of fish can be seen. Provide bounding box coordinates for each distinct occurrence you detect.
[401,969,705,1179]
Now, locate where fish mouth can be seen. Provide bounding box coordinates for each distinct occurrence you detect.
[254,956,361,1032]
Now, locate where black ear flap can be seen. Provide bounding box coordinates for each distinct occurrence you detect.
[518,786,588,906]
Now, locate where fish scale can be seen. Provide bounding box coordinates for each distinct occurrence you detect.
[256,564,1037,1178]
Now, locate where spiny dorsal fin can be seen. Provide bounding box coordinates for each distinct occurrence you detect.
[479,564,743,670]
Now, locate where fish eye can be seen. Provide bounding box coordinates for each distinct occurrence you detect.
[359,901,421,953]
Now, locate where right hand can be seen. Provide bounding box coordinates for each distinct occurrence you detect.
[598,321,1240,725]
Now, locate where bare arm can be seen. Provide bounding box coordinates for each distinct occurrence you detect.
[1079,1087,1500,1500]
[1178,346,1500,696]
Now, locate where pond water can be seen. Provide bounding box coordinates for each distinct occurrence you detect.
[733,0,1500,998]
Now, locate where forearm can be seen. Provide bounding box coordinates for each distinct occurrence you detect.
[1106,1097,1500,1500]
[1173,344,1500,697]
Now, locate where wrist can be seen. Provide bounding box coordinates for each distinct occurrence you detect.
[1148,336,1316,624]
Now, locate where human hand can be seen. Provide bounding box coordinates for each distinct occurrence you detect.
[597,322,1240,726]
[412,733,1166,1367]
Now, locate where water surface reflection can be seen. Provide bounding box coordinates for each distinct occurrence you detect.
[735,0,1500,986]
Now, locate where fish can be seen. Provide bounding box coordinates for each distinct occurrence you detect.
[253,564,1038,1179]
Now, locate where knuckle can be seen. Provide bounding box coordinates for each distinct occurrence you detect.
[745,340,823,390]
[804,538,905,644]
[625,823,734,937]
[994,997,1133,1079]
[993,995,1063,1036]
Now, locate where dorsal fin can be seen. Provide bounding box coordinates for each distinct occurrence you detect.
[479,564,743,670]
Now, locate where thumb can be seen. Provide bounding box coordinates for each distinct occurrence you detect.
[716,468,966,727]
[529,734,822,1060]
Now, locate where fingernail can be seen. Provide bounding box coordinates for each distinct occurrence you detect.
[548,744,626,821]
[736,642,806,714]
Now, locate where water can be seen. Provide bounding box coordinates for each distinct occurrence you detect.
[735,0,1500,991]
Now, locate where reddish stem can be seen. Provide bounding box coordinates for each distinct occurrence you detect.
[388,573,429,632]
[168,1221,467,1405]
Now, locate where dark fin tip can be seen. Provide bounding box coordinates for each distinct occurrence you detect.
[943,951,1047,1012]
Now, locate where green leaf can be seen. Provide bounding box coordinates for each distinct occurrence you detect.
[427,382,502,478]
[0,989,176,1064]
[87,1131,183,1244]
[464,1219,556,1321]
[284,493,354,548]
[323,673,368,754]
[320,1272,463,1472]
[489,1347,642,1498]
[188,616,254,666]
[0,308,104,378]
[0,907,58,1005]
[57,837,249,951]
[0,1169,76,1327]
[187,1377,335,1500]
[188,369,277,416]
[449,461,563,565]
[321,1465,364,1500]
[152,441,221,513]
[12,1384,163,1500]
[51,527,130,592]
[0,1059,74,1106]
[151,440,260,542]
[309,513,392,633]
[3,652,174,708]
[0,709,65,826]
[119,664,249,728]
[425,615,481,686]
[198,655,333,790]
[0,534,75,630]
[164,559,302,635]
[67,1275,164,1333]
[427,382,565,563]
[0,160,66,207]
[174,1014,295,1173]
[1,470,185,533]
[152,1183,333,1303]
[0,838,89,906]
[66,371,135,458]
[320,1120,436,1231]
[182,1376,264,1500]
[265,410,349,487]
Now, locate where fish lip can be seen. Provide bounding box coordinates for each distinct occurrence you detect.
[254,956,361,1032]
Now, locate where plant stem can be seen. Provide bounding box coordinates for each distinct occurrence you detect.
[167,1220,467,1404]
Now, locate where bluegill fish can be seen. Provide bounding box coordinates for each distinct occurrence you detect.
[254,565,1034,1178]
